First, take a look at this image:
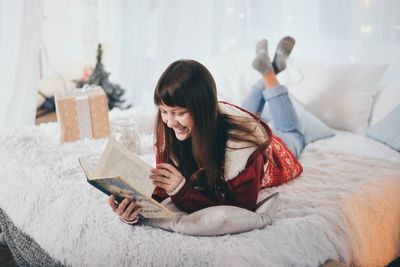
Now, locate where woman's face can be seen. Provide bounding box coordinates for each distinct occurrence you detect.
[159,104,194,141]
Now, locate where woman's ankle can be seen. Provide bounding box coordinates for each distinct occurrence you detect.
[262,72,279,89]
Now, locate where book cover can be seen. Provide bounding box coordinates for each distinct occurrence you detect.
[79,137,176,219]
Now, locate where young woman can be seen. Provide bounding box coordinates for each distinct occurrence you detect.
[109,36,304,225]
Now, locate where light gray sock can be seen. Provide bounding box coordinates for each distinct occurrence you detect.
[252,39,274,76]
[255,39,268,54]
[272,36,295,74]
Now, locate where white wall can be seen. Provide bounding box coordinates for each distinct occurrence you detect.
[39,0,400,107]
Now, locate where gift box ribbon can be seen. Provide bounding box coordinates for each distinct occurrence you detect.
[76,95,93,139]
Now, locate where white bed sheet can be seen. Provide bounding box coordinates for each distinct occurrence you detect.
[309,129,400,162]
[0,116,399,267]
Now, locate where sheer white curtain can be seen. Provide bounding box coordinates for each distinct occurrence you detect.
[1,0,398,129]
[113,0,252,107]
[111,0,399,107]
[0,0,44,131]
[39,0,400,108]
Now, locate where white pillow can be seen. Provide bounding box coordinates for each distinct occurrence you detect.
[144,192,280,236]
[370,83,400,125]
[201,50,258,106]
[280,58,388,132]
[203,53,387,132]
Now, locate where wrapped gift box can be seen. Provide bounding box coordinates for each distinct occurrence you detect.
[55,86,110,142]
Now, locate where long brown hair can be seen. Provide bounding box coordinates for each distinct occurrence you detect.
[154,60,268,197]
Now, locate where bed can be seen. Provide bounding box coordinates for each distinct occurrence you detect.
[1,57,400,266]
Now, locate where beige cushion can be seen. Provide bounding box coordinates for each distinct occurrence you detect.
[144,192,280,236]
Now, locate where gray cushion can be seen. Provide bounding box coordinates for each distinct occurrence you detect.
[364,105,400,152]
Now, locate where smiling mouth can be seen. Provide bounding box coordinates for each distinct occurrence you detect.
[174,127,186,134]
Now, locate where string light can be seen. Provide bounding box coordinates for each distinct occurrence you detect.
[228,38,237,45]
[360,25,372,33]
[225,7,234,14]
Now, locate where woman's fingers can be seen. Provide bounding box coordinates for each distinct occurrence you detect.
[109,196,135,215]
[116,199,129,215]
[151,164,184,193]
[116,198,136,215]
[121,204,141,223]
[109,196,141,225]
[128,207,142,221]
[150,174,174,191]
[150,174,170,184]
[151,167,170,178]
[109,195,118,211]
[121,201,136,219]
[156,163,181,176]
[152,180,169,189]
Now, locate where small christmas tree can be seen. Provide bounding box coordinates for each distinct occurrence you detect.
[74,44,131,110]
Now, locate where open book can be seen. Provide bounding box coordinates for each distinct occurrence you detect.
[79,137,176,219]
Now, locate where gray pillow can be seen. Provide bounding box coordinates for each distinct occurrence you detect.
[144,192,280,236]
[364,105,400,152]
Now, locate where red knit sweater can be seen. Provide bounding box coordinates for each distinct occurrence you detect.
[152,102,303,213]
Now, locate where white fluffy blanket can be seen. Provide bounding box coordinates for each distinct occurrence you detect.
[1,108,400,267]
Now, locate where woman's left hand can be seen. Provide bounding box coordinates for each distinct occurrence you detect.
[150,163,184,193]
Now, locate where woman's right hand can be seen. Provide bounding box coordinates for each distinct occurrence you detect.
[108,195,142,225]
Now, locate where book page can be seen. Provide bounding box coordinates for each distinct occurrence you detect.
[79,157,96,180]
[95,137,155,197]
